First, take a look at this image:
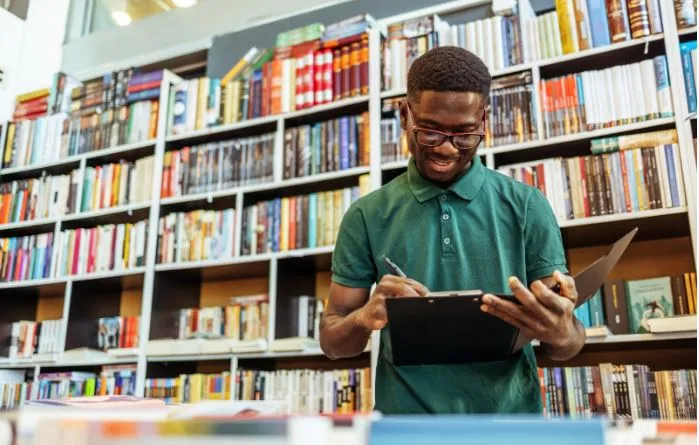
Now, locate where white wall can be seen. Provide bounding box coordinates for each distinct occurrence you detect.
[0,8,24,122]
[61,0,353,80]
[0,0,71,121]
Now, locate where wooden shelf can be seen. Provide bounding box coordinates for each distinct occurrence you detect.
[165,115,278,144]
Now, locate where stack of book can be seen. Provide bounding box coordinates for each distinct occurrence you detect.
[161,133,276,199]
[157,208,236,264]
[235,367,373,415]
[54,220,148,276]
[539,364,696,420]
[80,156,154,212]
[538,56,673,139]
[167,15,373,135]
[241,184,364,255]
[0,232,55,283]
[0,172,80,223]
[497,130,687,222]
[145,372,232,403]
[97,316,140,351]
[283,112,370,179]
[176,295,269,342]
[1,319,63,359]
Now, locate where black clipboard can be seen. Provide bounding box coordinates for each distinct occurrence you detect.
[385,227,638,367]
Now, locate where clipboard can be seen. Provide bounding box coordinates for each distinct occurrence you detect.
[384,227,638,367]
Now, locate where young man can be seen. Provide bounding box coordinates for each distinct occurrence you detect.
[319,47,586,414]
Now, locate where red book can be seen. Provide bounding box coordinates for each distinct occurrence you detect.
[323,49,333,104]
[314,50,325,105]
[360,36,369,95]
[333,49,342,101]
[341,46,351,98]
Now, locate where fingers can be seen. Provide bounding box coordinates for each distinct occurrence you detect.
[553,270,578,303]
[507,277,557,322]
[376,274,427,298]
[481,294,537,329]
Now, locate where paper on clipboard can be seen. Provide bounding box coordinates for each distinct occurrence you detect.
[511,227,638,352]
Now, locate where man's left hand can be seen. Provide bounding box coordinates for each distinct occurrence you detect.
[480,270,585,359]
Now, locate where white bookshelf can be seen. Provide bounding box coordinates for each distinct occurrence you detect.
[0,0,695,404]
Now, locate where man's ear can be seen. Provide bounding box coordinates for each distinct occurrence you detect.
[399,99,408,131]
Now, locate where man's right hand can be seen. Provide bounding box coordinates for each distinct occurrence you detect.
[354,274,429,331]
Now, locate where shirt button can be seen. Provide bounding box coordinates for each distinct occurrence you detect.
[443,237,451,245]
[440,195,447,201]
[442,213,449,221]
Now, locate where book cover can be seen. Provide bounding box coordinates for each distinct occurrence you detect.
[625,276,675,333]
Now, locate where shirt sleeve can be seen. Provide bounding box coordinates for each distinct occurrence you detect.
[331,202,377,289]
[524,188,568,284]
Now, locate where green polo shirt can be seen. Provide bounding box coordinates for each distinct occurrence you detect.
[331,155,568,414]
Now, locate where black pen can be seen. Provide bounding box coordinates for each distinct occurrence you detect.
[383,255,407,278]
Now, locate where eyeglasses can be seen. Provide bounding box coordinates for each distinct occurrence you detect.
[406,103,486,150]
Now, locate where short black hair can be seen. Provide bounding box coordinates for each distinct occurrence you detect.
[406,46,491,103]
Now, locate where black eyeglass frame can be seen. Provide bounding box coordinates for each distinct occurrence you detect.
[405,102,487,150]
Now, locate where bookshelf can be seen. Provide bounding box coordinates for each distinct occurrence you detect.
[0,0,696,416]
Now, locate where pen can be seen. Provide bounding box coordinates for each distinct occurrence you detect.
[383,255,407,278]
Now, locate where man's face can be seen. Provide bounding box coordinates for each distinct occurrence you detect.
[400,90,486,186]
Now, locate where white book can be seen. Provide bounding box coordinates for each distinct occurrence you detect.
[671,143,686,206]
[656,145,670,208]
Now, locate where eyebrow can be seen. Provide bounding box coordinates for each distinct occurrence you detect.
[416,117,480,131]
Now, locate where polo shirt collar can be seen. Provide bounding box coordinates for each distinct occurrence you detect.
[407,155,486,203]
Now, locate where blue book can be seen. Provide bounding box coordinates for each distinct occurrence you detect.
[574,301,592,328]
[679,41,697,113]
[586,0,611,47]
[665,144,679,207]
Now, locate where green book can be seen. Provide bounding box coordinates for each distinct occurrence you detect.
[625,277,675,333]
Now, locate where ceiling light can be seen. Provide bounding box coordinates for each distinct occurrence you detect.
[172,0,197,7]
[111,10,131,26]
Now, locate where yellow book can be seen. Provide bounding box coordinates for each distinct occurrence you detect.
[221,47,259,85]
[555,0,579,54]
[16,88,49,103]
[280,197,290,251]
[3,123,15,166]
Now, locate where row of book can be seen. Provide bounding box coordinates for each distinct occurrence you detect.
[539,364,696,420]
[572,273,696,335]
[80,156,154,212]
[498,141,686,222]
[235,368,373,415]
[2,319,63,359]
[144,372,232,403]
[602,274,695,335]
[381,13,524,92]
[0,381,28,411]
[160,133,275,199]
[96,316,140,351]
[0,233,54,283]
[157,209,236,265]
[1,102,157,172]
[283,112,370,180]
[548,0,663,59]
[0,171,80,225]
[2,69,160,171]
[278,295,324,340]
[176,295,269,342]
[240,182,367,255]
[53,220,148,277]
[680,40,697,114]
[35,366,137,400]
[379,103,408,164]
[65,68,160,155]
[539,56,673,139]
[167,18,372,136]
